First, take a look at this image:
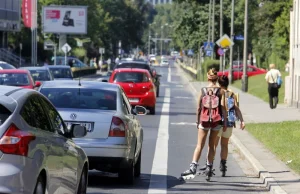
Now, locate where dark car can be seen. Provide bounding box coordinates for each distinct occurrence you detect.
[45,65,74,80]
[113,61,161,97]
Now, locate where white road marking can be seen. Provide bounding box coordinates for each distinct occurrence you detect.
[148,88,170,194]
[168,66,171,82]
[174,96,192,99]
[171,122,197,126]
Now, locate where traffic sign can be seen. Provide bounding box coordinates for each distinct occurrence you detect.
[99,47,105,54]
[204,42,214,51]
[217,48,224,56]
[61,43,71,54]
[216,34,234,48]
[235,35,244,41]
[187,49,194,56]
[206,50,212,57]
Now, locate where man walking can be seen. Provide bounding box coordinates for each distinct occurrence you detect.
[265,64,281,109]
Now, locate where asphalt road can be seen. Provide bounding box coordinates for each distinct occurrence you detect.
[84,62,269,194]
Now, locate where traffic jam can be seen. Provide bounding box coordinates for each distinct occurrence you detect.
[0,57,166,193]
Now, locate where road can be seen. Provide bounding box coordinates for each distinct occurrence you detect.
[85,62,269,194]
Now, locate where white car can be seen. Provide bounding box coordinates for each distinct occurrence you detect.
[160,60,169,66]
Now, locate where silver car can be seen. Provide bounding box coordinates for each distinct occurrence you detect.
[0,86,88,194]
[39,80,146,185]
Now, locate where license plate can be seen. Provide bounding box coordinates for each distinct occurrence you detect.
[65,122,93,132]
[129,98,139,103]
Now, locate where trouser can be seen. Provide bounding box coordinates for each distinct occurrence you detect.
[268,83,279,109]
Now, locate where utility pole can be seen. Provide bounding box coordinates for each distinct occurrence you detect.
[229,0,235,84]
[208,0,212,43]
[242,0,249,92]
[148,27,151,56]
[211,0,215,59]
[155,33,158,55]
[219,0,223,71]
[160,26,163,56]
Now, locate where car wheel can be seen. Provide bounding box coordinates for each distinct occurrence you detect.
[34,175,46,194]
[156,87,160,97]
[134,150,142,177]
[77,167,87,194]
[119,161,135,185]
[149,106,156,115]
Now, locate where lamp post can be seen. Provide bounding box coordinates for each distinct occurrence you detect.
[155,33,158,55]
[148,23,156,56]
[160,26,163,56]
[242,0,249,92]
[219,0,223,71]
[229,0,235,84]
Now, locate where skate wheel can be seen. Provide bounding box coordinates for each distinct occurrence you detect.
[206,176,211,181]
[221,171,226,177]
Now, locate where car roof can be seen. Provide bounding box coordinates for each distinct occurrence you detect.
[0,69,28,73]
[41,80,120,91]
[113,68,150,73]
[118,61,148,65]
[20,66,49,70]
[46,65,71,69]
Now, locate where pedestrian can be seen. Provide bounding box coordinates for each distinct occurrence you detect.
[265,64,282,109]
[198,75,246,176]
[180,68,227,181]
[44,58,49,66]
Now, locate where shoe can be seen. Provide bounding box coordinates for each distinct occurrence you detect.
[180,163,197,180]
[219,160,227,177]
[205,164,213,181]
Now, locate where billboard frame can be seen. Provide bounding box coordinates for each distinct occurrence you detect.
[42,5,88,35]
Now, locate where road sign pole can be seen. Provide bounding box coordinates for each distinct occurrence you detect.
[219,0,224,71]
[65,48,67,66]
[229,0,235,84]
[242,0,249,92]
[54,44,57,66]
[211,0,215,59]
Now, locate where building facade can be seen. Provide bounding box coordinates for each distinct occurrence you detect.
[147,0,173,5]
[286,0,300,106]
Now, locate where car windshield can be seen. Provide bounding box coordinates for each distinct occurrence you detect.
[0,63,16,69]
[29,70,51,81]
[49,68,73,79]
[0,73,30,86]
[40,88,117,110]
[116,63,150,70]
[113,72,149,83]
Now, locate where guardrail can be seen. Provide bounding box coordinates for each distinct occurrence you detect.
[71,66,97,78]
[178,62,198,80]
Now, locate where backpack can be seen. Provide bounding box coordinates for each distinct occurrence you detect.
[224,90,237,127]
[198,87,222,128]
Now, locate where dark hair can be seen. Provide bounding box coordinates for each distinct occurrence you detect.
[218,75,229,88]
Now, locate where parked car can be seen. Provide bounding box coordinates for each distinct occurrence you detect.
[0,61,16,69]
[39,80,146,185]
[0,86,88,194]
[217,65,267,80]
[52,56,88,68]
[19,66,54,83]
[46,65,74,80]
[113,61,161,97]
[109,68,157,115]
[0,69,41,89]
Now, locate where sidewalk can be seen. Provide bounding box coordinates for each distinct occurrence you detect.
[177,65,300,194]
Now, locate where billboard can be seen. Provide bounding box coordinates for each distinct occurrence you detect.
[42,6,87,34]
[0,0,21,31]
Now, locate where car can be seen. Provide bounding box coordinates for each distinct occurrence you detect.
[0,86,88,194]
[113,61,161,97]
[0,69,41,89]
[38,80,146,185]
[52,56,88,68]
[160,59,169,67]
[0,61,16,69]
[19,66,54,83]
[217,65,267,80]
[109,68,157,115]
[46,65,74,80]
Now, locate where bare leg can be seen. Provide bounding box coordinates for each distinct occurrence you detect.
[207,130,220,164]
[220,137,230,160]
[192,128,209,162]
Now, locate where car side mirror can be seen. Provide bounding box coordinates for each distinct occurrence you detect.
[71,124,87,138]
[132,105,147,115]
[35,81,41,87]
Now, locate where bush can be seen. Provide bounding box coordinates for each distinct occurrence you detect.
[202,59,220,72]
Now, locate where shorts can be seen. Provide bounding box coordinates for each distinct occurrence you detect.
[218,127,233,138]
[198,124,222,131]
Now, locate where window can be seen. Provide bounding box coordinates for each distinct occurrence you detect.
[0,73,30,86]
[40,98,67,135]
[113,72,149,83]
[40,88,117,110]
[121,90,131,115]
[247,67,256,72]
[29,70,51,81]
[21,96,53,132]
[0,104,12,126]
[49,68,73,79]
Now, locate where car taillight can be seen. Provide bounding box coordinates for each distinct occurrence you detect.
[109,116,127,137]
[0,124,35,156]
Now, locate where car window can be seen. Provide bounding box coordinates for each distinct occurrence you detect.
[29,70,51,81]
[49,68,73,79]
[121,92,130,115]
[21,96,53,132]
[40,97,67,135]
[0,73,30,86]
[113,72,149,83]
[40,88,117,110]
[0,104,12,126]
[247,67,255,72]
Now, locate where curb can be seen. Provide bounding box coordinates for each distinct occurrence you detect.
[176,63,288,194]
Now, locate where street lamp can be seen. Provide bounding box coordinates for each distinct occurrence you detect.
[155,33,158,55]
[148,22,156,56]
[229,0,235,84]
[160,23,168,56]
[242,0,249,92]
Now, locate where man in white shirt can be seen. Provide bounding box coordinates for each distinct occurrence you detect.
[265,64,281,109]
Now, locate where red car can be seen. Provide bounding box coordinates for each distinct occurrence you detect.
[0,69,41,89]
[109,68,157,115]
[217,65,267,80]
